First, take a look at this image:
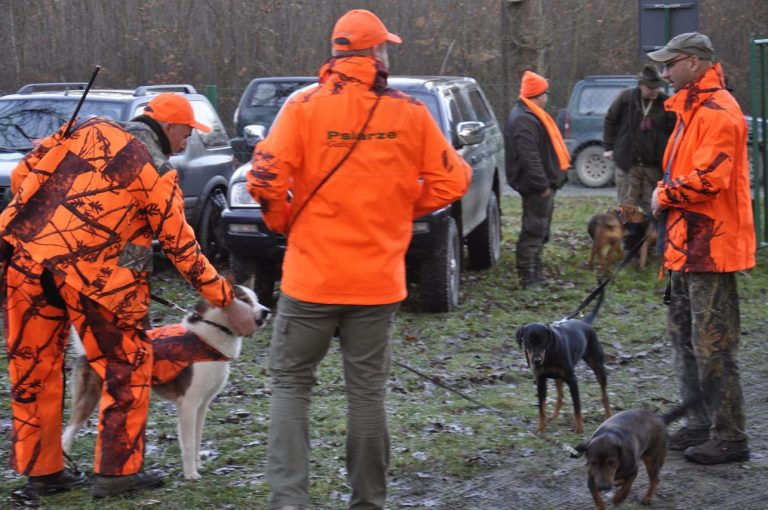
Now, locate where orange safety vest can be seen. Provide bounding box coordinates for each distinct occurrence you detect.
[657,64,755,272]
[247,56,471,304]
[0,119,232,327]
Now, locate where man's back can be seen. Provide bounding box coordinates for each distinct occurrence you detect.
[249,56,470,305]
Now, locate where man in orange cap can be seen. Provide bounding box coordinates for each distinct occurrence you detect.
[649,32,754,465]
[504,70,570,289]
[0,93,257,499]
[247,8,470,510]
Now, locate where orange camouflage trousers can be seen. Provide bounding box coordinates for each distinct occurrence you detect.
[3,251,152,476]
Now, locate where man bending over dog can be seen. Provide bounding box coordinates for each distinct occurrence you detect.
[649,32,755,464]
[247,9,470,509]
[0,93,257,499]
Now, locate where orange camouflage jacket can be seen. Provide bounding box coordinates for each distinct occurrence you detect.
[0,118,232,327]
[657,64,755,272]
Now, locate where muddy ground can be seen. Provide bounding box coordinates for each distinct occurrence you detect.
[387,183,768,510]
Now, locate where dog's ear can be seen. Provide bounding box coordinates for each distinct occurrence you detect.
[515,326,526,348]
[573,440,589,458]
[515,326,530,368]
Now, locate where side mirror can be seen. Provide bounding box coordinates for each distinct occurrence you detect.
[243,124,267,146]
[456,121,485,146]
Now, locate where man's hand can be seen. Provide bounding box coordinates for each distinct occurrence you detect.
[603,150,614,161]
[223,298,258,336]
[540,188,552,198]
[651,187,661,219]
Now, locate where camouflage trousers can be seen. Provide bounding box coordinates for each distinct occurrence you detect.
[516,191,556,276]
[625,163,663,213]
[667,271,747,441]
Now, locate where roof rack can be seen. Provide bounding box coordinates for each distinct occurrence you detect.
[133,84,198,96]
[16,82,89,94]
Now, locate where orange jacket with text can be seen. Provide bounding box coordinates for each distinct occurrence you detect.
[657,64,755,272]
[0,118,233,327]
[247,56,471,305]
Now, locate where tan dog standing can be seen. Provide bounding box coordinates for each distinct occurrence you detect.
[587,209,624,269]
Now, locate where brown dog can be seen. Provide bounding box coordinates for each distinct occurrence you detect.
[618,204,658,269]
[587,210,623,269]
[575,404,690,509]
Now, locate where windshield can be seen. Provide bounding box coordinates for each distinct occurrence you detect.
[0,99,126,151]
[406,91,442,126]
[243,81,313,131]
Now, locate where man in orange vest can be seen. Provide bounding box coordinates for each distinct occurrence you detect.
[247,9,471,509]
[0,94,257,499]
[504,70,570,289]
[649,32,755,464]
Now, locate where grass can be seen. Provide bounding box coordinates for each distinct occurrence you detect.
[1,193,766,509]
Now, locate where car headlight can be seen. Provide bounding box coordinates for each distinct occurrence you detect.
[229,181,260,207]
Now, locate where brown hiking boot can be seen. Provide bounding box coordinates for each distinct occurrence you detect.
[668,426,709,450]
[15,469,87,499]
[92,470,164,498]
[684,439,750,464]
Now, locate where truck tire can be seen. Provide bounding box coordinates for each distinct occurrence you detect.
[573,145,615,188]
[419,217,460,313]
[466,193,501,269]
[198,191,228,264]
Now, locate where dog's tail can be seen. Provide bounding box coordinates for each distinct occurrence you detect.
[661,398,698,425]
[69,326,86,357]
[583,286,605,325]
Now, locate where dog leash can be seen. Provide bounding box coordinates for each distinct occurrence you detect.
[393,359,581,457]
[150,293,234,336]
[563,231,650,321]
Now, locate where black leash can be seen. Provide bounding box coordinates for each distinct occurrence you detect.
[150,293,234,336]
[564,231,650,321]
[393,359,581,457]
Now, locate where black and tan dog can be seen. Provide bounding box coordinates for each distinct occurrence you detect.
[618,204,658,269]
[587,209,624,269]
[62,285,269,480]
[516,288,611,434]
[574,404,690,510]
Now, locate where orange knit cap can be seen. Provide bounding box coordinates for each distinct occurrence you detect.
[520,70,549,98]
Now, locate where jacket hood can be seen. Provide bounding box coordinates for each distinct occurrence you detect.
[318,55,390,94]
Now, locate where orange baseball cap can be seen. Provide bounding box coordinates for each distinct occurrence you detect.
[331,9,402,51]
[144,93,211,133]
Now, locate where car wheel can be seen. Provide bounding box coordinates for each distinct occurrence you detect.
[419,217,460,313]
[574,145,615,188]
[198,191,228,264]
[466,193,501,269]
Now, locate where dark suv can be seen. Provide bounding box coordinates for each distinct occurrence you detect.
[229,77,316,165]
[222,76,505,312]
[558,75,637,187]
[0,83,234,260]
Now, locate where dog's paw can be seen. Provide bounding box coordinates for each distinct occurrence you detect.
[183,471,201,481]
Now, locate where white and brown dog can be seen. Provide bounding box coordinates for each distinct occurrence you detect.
[62,285,270,480]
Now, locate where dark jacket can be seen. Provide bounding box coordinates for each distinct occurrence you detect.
[504,100,565,195]
[603,87,675,171]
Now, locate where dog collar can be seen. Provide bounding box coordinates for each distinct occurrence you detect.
[189,312,235,337]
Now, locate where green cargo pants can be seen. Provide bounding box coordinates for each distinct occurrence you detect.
[266,293,399,510]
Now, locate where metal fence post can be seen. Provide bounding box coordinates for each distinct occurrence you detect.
[206,84,219,113]
[750,39,768,249]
